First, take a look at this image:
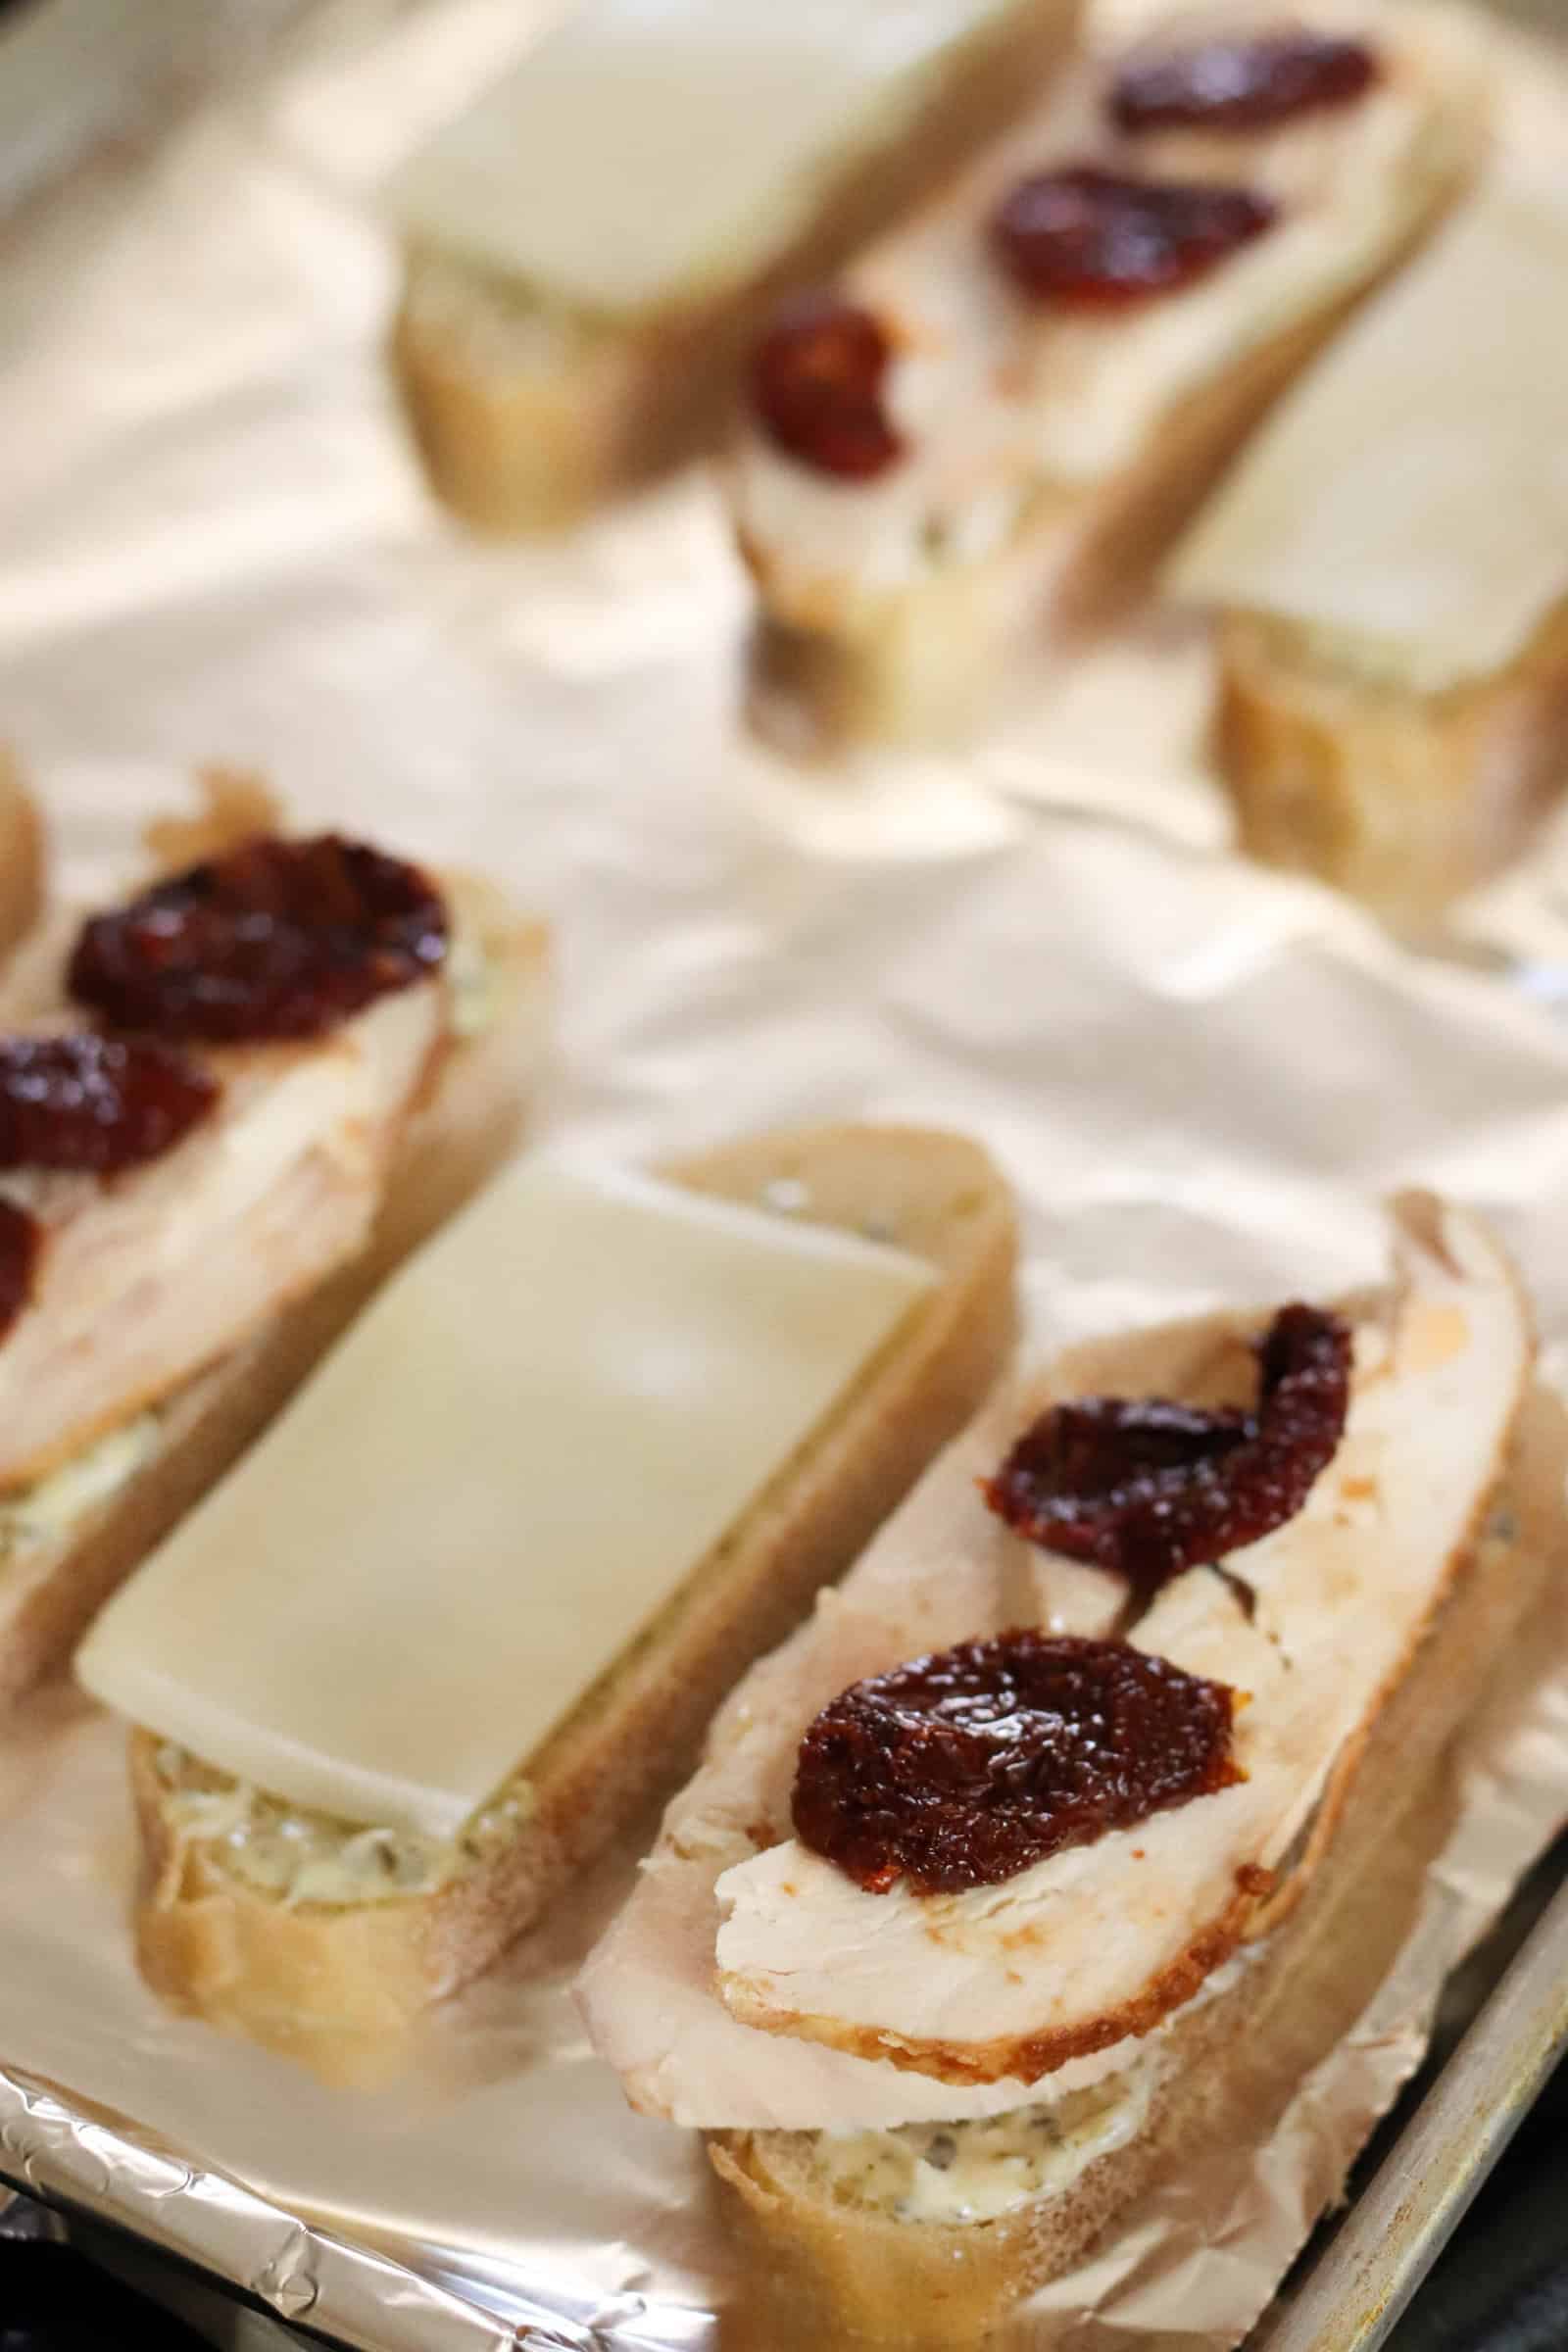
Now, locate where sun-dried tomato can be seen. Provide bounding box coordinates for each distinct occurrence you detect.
[1110,31,1378,136]
[993,166,1276,308]
[985,1302,1351,1594]
[792,1630,1242,1894]
[0,1199,41,1344]
[750,294,905,481]
[69,835,448,1045]
[0,1035,218,1175]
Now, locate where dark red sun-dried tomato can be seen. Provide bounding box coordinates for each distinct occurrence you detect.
[1110,32,1378,136]
[993,167,1276,308]
[985,1302,1351,1595]
[750,295,905,481]
[69,835,448,1045]
[0,1035,218,1174]
[792,1630,1242,1894]
[0,1199,41,1343]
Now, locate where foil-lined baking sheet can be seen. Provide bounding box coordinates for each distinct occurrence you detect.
[3,2,1568,2346]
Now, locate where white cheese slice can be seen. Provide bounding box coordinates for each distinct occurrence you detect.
[384,0,1047,318]
[1168,182,1568,692]
[75,1154,936,1840]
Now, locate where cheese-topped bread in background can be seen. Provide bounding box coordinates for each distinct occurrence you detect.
[0,777,549,1705]
[732,0,1490,755]
[580,1197,1559,2344]
[388,0,1085,531]
[1169,175,1568,928]
[77,1123,1017,2059]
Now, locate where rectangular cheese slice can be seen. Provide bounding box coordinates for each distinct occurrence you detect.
[1167,182,1568,694]
[384,0,1047,318]
[75,1154,936,1841]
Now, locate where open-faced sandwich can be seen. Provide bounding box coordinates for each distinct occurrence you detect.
[580,1196,1561,2344]
[387,0,1085,531]
[1169,174,1568,927]
[0,777,549,1706]
[75,1125,1017,2054]
[732,0,1491,754]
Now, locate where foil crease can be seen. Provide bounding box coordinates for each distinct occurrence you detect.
[0,2,1565,2347]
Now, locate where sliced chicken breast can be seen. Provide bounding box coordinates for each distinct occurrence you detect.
[713,1201,1527,2083]
[579,1200,1528,2121]
[0,972,445,1494]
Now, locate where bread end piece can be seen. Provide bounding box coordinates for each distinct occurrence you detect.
[129,1124,1017,2055]
[709,1383,1563,2346]
[1216,604,1568,927]
[391,0,1084,534]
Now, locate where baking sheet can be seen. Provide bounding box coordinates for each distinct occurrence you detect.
[3,1,1568,2346]
[1256,1865,1568,2352]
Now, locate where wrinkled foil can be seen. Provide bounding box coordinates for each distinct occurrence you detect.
[1,2,1567,2347]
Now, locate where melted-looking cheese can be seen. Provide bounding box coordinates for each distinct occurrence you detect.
[814,2075,1151,2222]
[804,1940,1251,2216]
[155,1744,536,1908]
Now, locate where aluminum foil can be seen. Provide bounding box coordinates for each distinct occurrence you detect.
[2,2,1568,2346]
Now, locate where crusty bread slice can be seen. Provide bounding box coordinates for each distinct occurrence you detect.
[747,277,1447,757]
[391,0,1083,533]
[739,5,1489,758]
[0,750,43,965]
[1214,602,1568,930]
[0,791,551,1705]
[126,1124,1017,2053]
[708,1364,1565,2349]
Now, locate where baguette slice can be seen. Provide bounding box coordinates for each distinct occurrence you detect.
[1213,604,1568,929]
[580,1200,1555,2344]
[0,784,551,1704]
[389,0,1084,532]
[0,751,43,966]
[125,1124,1017,2054]
[735,0,1489,755]
[710,1385,1563,2345]
[1168,173,1568,925]
[712,1204,1526,2081]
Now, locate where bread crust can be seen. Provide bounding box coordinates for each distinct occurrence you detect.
[0,866,550,1706]
[130,1124,1018,2052]
[0,750,43,965]
[390,0,1084,533]
[710,1382,1566,2346]
[1216,601,1568,927]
